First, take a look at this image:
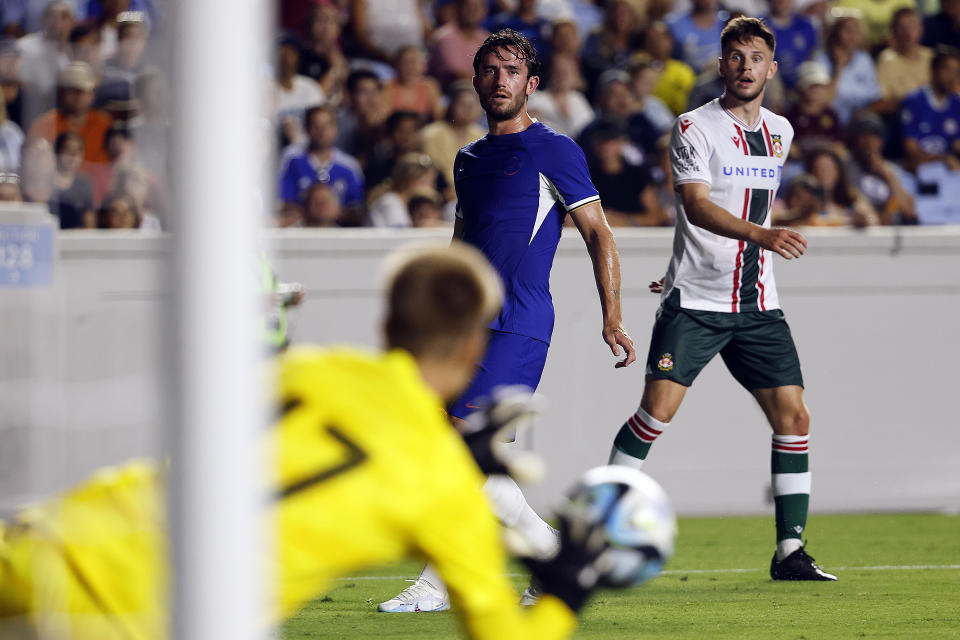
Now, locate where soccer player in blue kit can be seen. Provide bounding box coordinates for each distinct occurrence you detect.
[379,29,637,613]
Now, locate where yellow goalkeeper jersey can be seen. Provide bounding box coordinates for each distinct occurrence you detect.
[0,346,577,640]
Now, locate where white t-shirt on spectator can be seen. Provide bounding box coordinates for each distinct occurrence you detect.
[368,191,411,227]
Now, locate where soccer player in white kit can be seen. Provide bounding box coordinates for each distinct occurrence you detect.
[608,16,836,581]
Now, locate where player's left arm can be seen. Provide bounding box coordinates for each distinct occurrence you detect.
[569,201,636,368]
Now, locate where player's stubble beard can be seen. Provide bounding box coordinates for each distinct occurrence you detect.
[480,89,526,123]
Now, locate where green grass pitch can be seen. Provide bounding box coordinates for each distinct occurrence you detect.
[281,513,960,639]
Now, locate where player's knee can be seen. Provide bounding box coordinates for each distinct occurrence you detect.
[777,406,809,436]
[640,401,675,424]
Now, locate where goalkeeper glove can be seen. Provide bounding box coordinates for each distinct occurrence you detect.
[461,385,545,484]
[523,503,608,613]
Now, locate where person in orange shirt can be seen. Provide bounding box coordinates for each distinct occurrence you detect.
[27,60,113,165]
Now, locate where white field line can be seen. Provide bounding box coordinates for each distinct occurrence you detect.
[334,564,960,581]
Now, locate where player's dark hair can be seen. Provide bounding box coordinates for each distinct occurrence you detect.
[472,29,540,79]
[385,245,501,358]
[720,16,776,55]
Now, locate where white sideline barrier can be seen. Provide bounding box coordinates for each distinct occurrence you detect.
[1,227,959,516]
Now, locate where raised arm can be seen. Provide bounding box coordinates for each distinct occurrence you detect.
[677,182,807,259]
[568,201,636,368]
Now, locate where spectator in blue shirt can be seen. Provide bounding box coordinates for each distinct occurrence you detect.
[486,0,550,63]
[666,0,727,73]
[901,48,960,172]
[763,0,818,90]
[279,104,366,225]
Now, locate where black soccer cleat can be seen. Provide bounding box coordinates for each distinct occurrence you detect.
[770,546,838,581]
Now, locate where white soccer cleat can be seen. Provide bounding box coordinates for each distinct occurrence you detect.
[377,578,450,613]
[519,577,543,606]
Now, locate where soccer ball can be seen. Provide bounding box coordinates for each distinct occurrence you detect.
[566,465,677,587]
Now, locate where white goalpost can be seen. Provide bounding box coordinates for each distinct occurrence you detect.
[170,1,271,638]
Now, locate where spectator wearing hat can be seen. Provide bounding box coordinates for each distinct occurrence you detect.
[28,60,113,164]
[847,113,916,224]
[762,0,818,91]
[0,170,21,201]
[875,8,933,113]
[274,30,325,149]
[97,12,148,108]
[643,21,695,116]
[526,51,594,138]
[586,116,670,228]
[900,48,960,172]
[922,0,960,50]
[785,61,843,159]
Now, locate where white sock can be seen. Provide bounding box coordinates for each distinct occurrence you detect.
[609,447,645,469]
[484,475,559,559]
[417,563,447,594]
[776,538,802,561]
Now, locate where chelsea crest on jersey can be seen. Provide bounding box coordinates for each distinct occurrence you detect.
[664,98,794,313]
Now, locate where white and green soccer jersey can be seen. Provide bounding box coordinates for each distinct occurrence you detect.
[665,98,794,313]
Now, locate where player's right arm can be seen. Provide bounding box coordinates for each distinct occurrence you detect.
[678,182,807,259]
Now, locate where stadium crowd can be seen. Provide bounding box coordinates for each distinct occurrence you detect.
[0,0,958,230]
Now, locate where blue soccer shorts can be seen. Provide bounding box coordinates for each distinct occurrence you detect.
[448,330,550,420]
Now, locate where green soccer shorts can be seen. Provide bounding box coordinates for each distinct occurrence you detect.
[645,290,804,390]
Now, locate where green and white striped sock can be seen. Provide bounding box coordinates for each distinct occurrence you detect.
[609,407,669,470]
[772,434,810,560]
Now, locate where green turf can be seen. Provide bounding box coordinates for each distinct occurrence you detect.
[281,513,960,639]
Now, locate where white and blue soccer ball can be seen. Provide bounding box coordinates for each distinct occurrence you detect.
[567,465,677,587]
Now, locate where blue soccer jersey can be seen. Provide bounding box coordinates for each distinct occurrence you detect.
[454,122,599,344]
[901,88,960,156]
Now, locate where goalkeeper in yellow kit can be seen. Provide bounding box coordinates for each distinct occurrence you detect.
[0,244,607,640]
